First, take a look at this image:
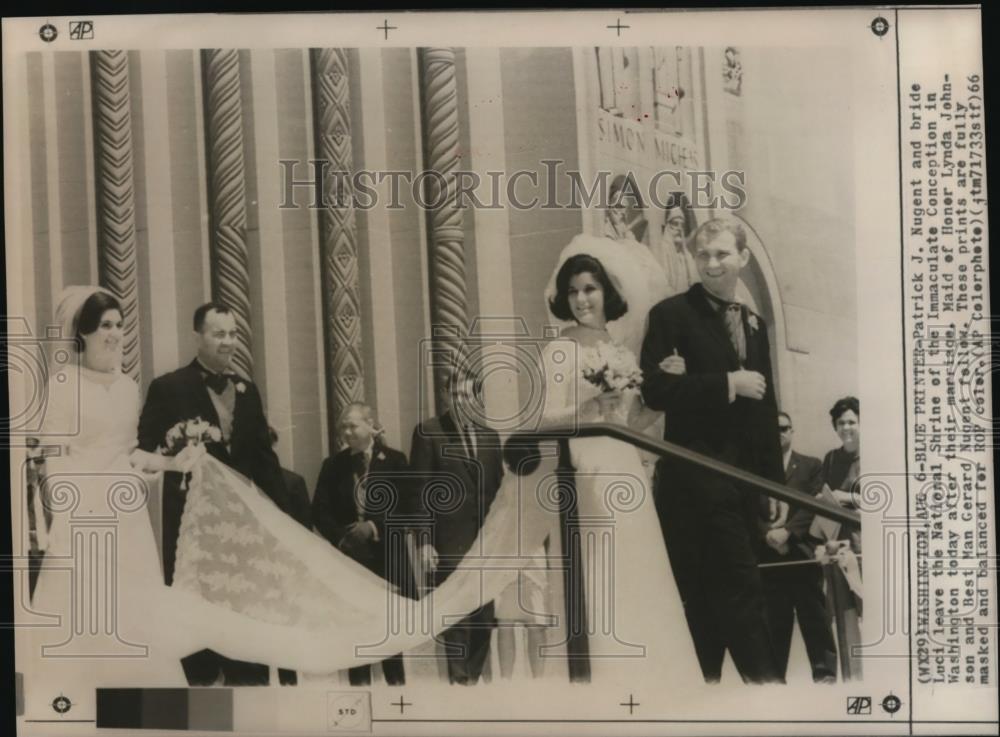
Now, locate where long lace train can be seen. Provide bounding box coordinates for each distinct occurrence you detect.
[170,455,552,672]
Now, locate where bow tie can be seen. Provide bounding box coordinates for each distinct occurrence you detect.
[203,371,231,394]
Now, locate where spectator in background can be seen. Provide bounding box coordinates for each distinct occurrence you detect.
[822,397,861,513]
[313,402,413,686]
[760,411,838,683]
[269,426,312,531]
[814,395,863,680]
[409,365,503,685]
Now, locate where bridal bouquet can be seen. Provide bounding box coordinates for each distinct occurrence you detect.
[580,342,643,393]
[158,417,222,456]
[158,418,221,488]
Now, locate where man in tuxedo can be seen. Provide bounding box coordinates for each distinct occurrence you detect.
[138,302,288,686]
[760,412,837,682]
[640,217,783,684]
[409,366,503,685]
[312,402,413,686]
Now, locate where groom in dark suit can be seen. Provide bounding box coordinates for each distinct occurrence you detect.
[138,302,288,686]
[409,365,503,685]
[640,217,783,684]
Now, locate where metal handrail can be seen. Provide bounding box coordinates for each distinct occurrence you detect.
[504,422,860,528]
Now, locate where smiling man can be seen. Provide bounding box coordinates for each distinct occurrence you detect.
[138,302,288,687]
[640,216,784,684]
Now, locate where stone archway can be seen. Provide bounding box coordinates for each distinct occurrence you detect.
[732,214,792,408]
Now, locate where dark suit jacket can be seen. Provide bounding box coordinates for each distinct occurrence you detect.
[762,450,824,562]
[408,412,503,573]
[282,468,312,530]
[783,451,824,539]
[312,444,412,588]
[640,283,784,500]
[138,358,288,585]
[138,359,288,508]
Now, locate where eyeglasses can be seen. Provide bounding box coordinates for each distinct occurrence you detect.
[778,425,792,432]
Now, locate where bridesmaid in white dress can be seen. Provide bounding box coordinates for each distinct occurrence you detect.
[23,287,196,721]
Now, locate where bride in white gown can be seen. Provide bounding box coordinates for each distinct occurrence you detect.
[527,234,700,685]
[24,287,193,721]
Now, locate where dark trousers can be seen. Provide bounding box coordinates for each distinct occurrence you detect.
[657,472,781,684]
[181,650,270,686]
[348,654,405,686]
[762,560,838,682]
[440,603,495,685]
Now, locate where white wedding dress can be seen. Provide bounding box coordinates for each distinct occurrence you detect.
[23,367,186,722]
[524,339,701,686]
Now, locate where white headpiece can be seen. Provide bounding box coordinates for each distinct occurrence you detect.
[53,285,118,346]
[542,234,654,353]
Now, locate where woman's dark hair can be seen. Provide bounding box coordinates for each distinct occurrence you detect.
[548,254,628,323]
[75,291,122,350]
[829,396,860,427]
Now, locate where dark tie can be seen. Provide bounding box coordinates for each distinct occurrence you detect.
[352,451,370,478]
[204,371,230,394]
[353,451,370,517]
[703,290,747,364]
[723,304,747,364]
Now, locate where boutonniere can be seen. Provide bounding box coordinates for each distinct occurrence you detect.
[747,313,760,333]
[234,381,247,394]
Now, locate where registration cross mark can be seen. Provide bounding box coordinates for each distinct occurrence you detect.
[392,695,412,714]
[606,17,630,37]
[619,694,639,714]
[377,19,397,40]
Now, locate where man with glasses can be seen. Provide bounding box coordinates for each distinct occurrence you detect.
[760,411,838,682]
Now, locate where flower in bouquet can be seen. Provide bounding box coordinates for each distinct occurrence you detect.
[160,417,223,457]
[580,341,643,393]
[159,417,221,490]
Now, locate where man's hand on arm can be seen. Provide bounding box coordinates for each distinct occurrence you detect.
[765,526,791,554]
[729,369,766,401]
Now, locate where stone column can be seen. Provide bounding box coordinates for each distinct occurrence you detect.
[202,49,253,378]
[311,49,364,447]
[418,48,468,414]
[91,50,141,381]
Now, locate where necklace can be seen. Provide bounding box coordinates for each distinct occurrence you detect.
[82,361,117,375]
